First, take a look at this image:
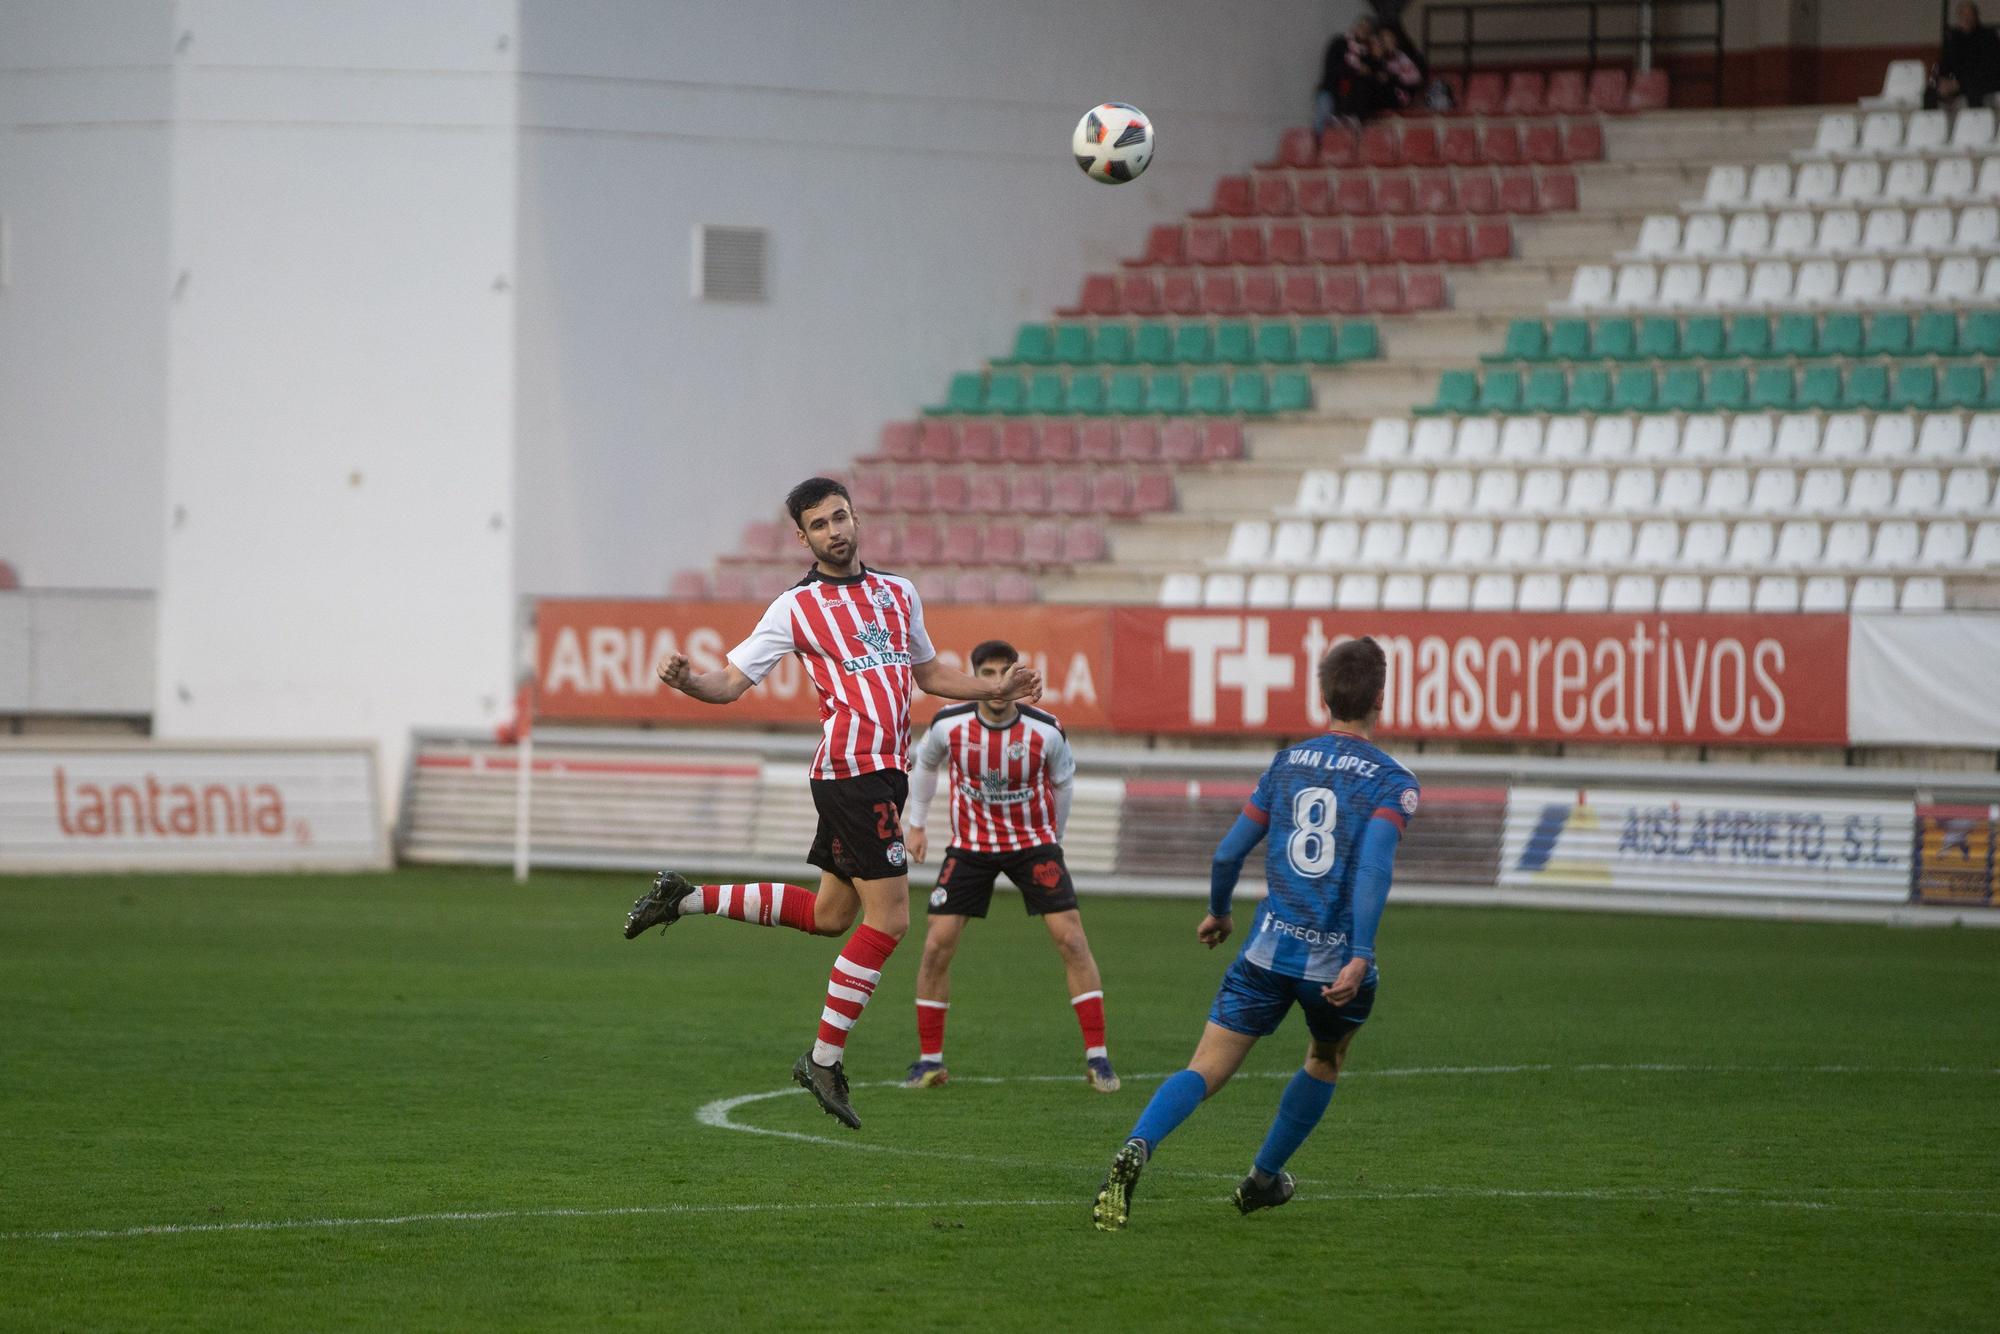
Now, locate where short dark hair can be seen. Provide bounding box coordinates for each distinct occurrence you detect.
[969,639,1018,671]
[1319,637,1387,722]
[785,477,852,528]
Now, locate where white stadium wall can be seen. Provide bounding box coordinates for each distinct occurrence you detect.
[510,0,1360,597]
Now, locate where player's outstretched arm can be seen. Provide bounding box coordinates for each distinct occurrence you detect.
[656,652,756,705]
[913,656,1042,704]
[1323,816,1401,1005]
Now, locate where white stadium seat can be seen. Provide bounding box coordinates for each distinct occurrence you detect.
[1883,158,1928,203]
[1794,259,1839,303]
[1702,467,1750,512]
[1917,415,1966,459]
[1430,468,1474,513]
[1728,414,1776,460]
[1801,576,1848,611]
[1658,467,1705,512]
[1682,415,1727,459]
[1588,416,1636,460]
[1823,520,1871,566]
[1449,519,1496,564]
[1860,209,1906,253]
[1335,572,1380,609]
[1567,264,1613,308]
[1682,213,1725,257]
[1838,257,1886,303]
[1937,256,1981,299]
[1455,418,1499,461]
[1658,262,1703,306]
[1360,518,1406,563]
[1931,156,1974,202]
[1633,519,1681,566]
[1901,577,1947,612]
[1543,417,1588,461]
[1316,519,1360,564]
[1564,574,1610,612]
[1725,212,1771,256]
[1799,468,1847,512]
[1969,415,2000,460]
[1586,518,1634,564]
[1726,520,1775,566]
[1472,470,1519,513]
[1866,60,1925,109]
[1425,573,1471,611]
[1494,519,1542,565]
[1223,521,1271,565]
[1971,521,2000,562]
[1338,469,1384,513]
[1365,418,1411,461]
[1159,573,1202,606]
[1775,520,1824,567]
[1750,259,1795,304]
[1566,467,1611,511]
[1410,418,1454,460]
[1822,414,1869,460]
[1703,164,1747,207]
[1611,468,1657,512]
[1498,417,1542,462]
[1706,575,1752,612]
[1702,262,1747,306]
[1794,161,1837,203]
[1610,574,1657,611]
[1774,413,1821,459]
[1748,162,1791,205]
[1952,107,1996,151]
[1470,573,1515,610]
[1293,470,1341,514]
[1836,163,1881,205]
[1405,519,1450,564]
[1766,214,1812,257]
[1812,113,1858,157]
[1977,156,2000,198]
[1920,520,1970,567]
[1291,572,1336,608]
[1380,573,1425,610]
[1658,575,1704,611]
[1541,519,1587,564]
[1635,214,1680,256]
[1848,468,1894,510]
[1202,572,1246,606]
[1865,414,1915,460]
[1886,257,1932,303]
[1753,576,1801,613]
[1850,576,1898,610]
[1982,256,2000,300]
[1612,263,1657,308]
[1871,520,1921,565]
[1681,520,1727,566]
[1383,469,1429,514]
[1270,519,1316,565]
[1519,468,1565,512]
[1860,111,1903,154]
[1908,205,1952,250]
[1749,468,1797,513]
[1959,204,1999,248]
[1891,468,1943,513]
[1247,573,1291,608]
[1517,573,1563,611]
[1945,467,1992,511]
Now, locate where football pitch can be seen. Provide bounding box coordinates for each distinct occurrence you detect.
[2,869,1995,1332]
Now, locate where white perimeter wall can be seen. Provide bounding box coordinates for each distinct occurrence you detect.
[513,0,1356,595]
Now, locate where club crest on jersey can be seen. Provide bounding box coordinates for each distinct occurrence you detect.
[870,585,897,611]
[886,841,908,868]
[1006,740,1028,761]
[929,885,947,908]
[841,619,910,674]
[1402,788,1420,816]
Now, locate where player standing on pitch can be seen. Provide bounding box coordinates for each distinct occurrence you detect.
[623,477,1041,1130]
[1091,637,1417,1230]
[900,639,1118,1095]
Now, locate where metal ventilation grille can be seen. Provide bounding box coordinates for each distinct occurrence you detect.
[694,224,768,302]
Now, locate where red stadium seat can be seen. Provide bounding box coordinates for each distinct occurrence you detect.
[1360,123,1402,168]
[1415,171,1457,214]
[1010,471,1051,514]
[1161,269,1201,315]
[1376,176,1416,216]
[1208,176,1254,216]
[1201,272,1244,315]
[919,420,958,461]
[1404,269,1447,310]
[1307,222,1348,264]
[1334,176,1376,216]
[1188,224,1229,266]
[711,568,752,600]
[1474,221,1513,260]
[667,569,708,599]
[1364,270,1404,313]
[1039,421,1078,462]
[942,525,983,566]
[1322,270,1363,314]
[958,421,999,463]
[850,471,889,511]
[1120,270,1163,315]
[1482,123,1524,166]
[948,572,994,603]
[1079,421,1119,462]
[1503,71,1546,115]
[1348,222,1389,264]
[931,471,971,513]
[1132,470,1176,513]
[901,520,941,564]
[1391,223,1431,263]
[1063,521,1109,562]
[1296,177,1333,216]
[1547,70,1588,114]
[1266,222,1306,265]
[879,421,921,462]
[967,467,1008,511]
[993,572,1036,603]
[1318,125,1359,168]
[1538,171,1579,211]
[1254,176,1297,217]
[1440,124,1482,167]
[1282,271,1327,314]
[1242,271,1282,315]
[1226,224,1266,265]
[1090,472,1132,515]
[1432,220,1472,264]
[1498,171,1539,213]
[1059,274,1119,317]
[1459,174,1499,214]
[1265,126,1319,170]
[1160,420,1201,463]
[1564,120,1604,161]
[1001,421,1039,463]
[1023,521,1065,565]
[1587,68,1629,113]
[1128,224,1184,267]
[1524,123,1564,164]
[1119,421,1160,461]
[986,521,1025,564]
[890,472,930,512]
[1402,124,1440,167]
[1462,72,1505,115]
[1628,69,1669,111]
[1202,421,1245,460]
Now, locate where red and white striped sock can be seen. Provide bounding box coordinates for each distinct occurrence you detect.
[915,999,949,1064]
[811,925,899,1067]
[681,882,816,934]
[1072,990,1107,1061]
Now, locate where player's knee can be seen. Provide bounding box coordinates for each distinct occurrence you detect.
[814,901,858,936]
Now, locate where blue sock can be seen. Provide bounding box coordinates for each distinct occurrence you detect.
[1127,1069,1209,1154]
[1253,1069,1336,1177]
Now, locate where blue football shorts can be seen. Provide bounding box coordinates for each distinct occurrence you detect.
[1208,956,1376,1043]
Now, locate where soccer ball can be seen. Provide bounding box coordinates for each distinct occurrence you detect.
[1072,103,1154,184]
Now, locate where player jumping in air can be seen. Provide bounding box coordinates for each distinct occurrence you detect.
[901,639,1118,1095]
[623,477,1041,1130]
[1091,637,1417,1230]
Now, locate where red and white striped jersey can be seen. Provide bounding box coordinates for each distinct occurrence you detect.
[909,703,1075,854]
[726,567,937,781]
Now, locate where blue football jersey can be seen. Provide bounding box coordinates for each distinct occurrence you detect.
[1237,731,1419,983]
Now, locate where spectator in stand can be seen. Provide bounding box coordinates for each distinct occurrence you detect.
[1314,14,1378,133]
[1934,2,2000,110]
[1371,25,1428,114]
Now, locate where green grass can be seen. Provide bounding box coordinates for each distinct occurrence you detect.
[1,869,1996,1332]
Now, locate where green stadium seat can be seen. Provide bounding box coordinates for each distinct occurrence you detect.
[1965,311,2000,357]
[1888,363,1936,411]
[1187,371,1229,414]
[1981,367,2000,410]
[1772,314,1817,359]
[1637,316,1680,361]
[1134,322,1175,365]
[1145,371,1187,414]
[1477,371,1524,414]
[1001,324,1054,366]
[1819,312,1863,359]
[1798,365,1842,411]
[1524,368,1568,413]
[1269,372,1313,412]
[1702,366,1748,411]
[1106,371,1147,414]
[1864,313,1912,358]
[1173,324,1215,365]
[1612,367,1656,413]
[1023,373,1064,414]
[1750,366,1794,411]
[1568,366,1612,413]
[925,372,985,415]
[1255,323,1299,364]
[1658,367,1702,413]
[1227,370,1271,414]
[1095,324,1136,365]
[1053,325,1095,365]
[1841,363,1888,410]
[1415,369,1479,416]
[1335,322,1380,362]
[1940,362,1985,410]
[1296,322,1338,365]
[1214,321,1256,366]
[1592,319,1637,361]
[1548,319,1592,361]
[1064,372,1108,415]
[1912,311,1959,358]
[1726,315,1772,359]
[1681,316,1726,360]
[1486,319,1546,363]
[987,373,1029,415]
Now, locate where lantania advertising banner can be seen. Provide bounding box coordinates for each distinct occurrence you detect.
[1499,786,1913,902]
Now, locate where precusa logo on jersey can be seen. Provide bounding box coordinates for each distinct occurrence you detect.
[841,619,911,674]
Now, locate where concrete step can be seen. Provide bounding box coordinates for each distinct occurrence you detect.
[1245,416,1370,462]
[1600,106,1825,164]
[1171,463,1312,512]
[1447,262,1573,312]
[1108,514,1238,563]
[1512,212,1638,261]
